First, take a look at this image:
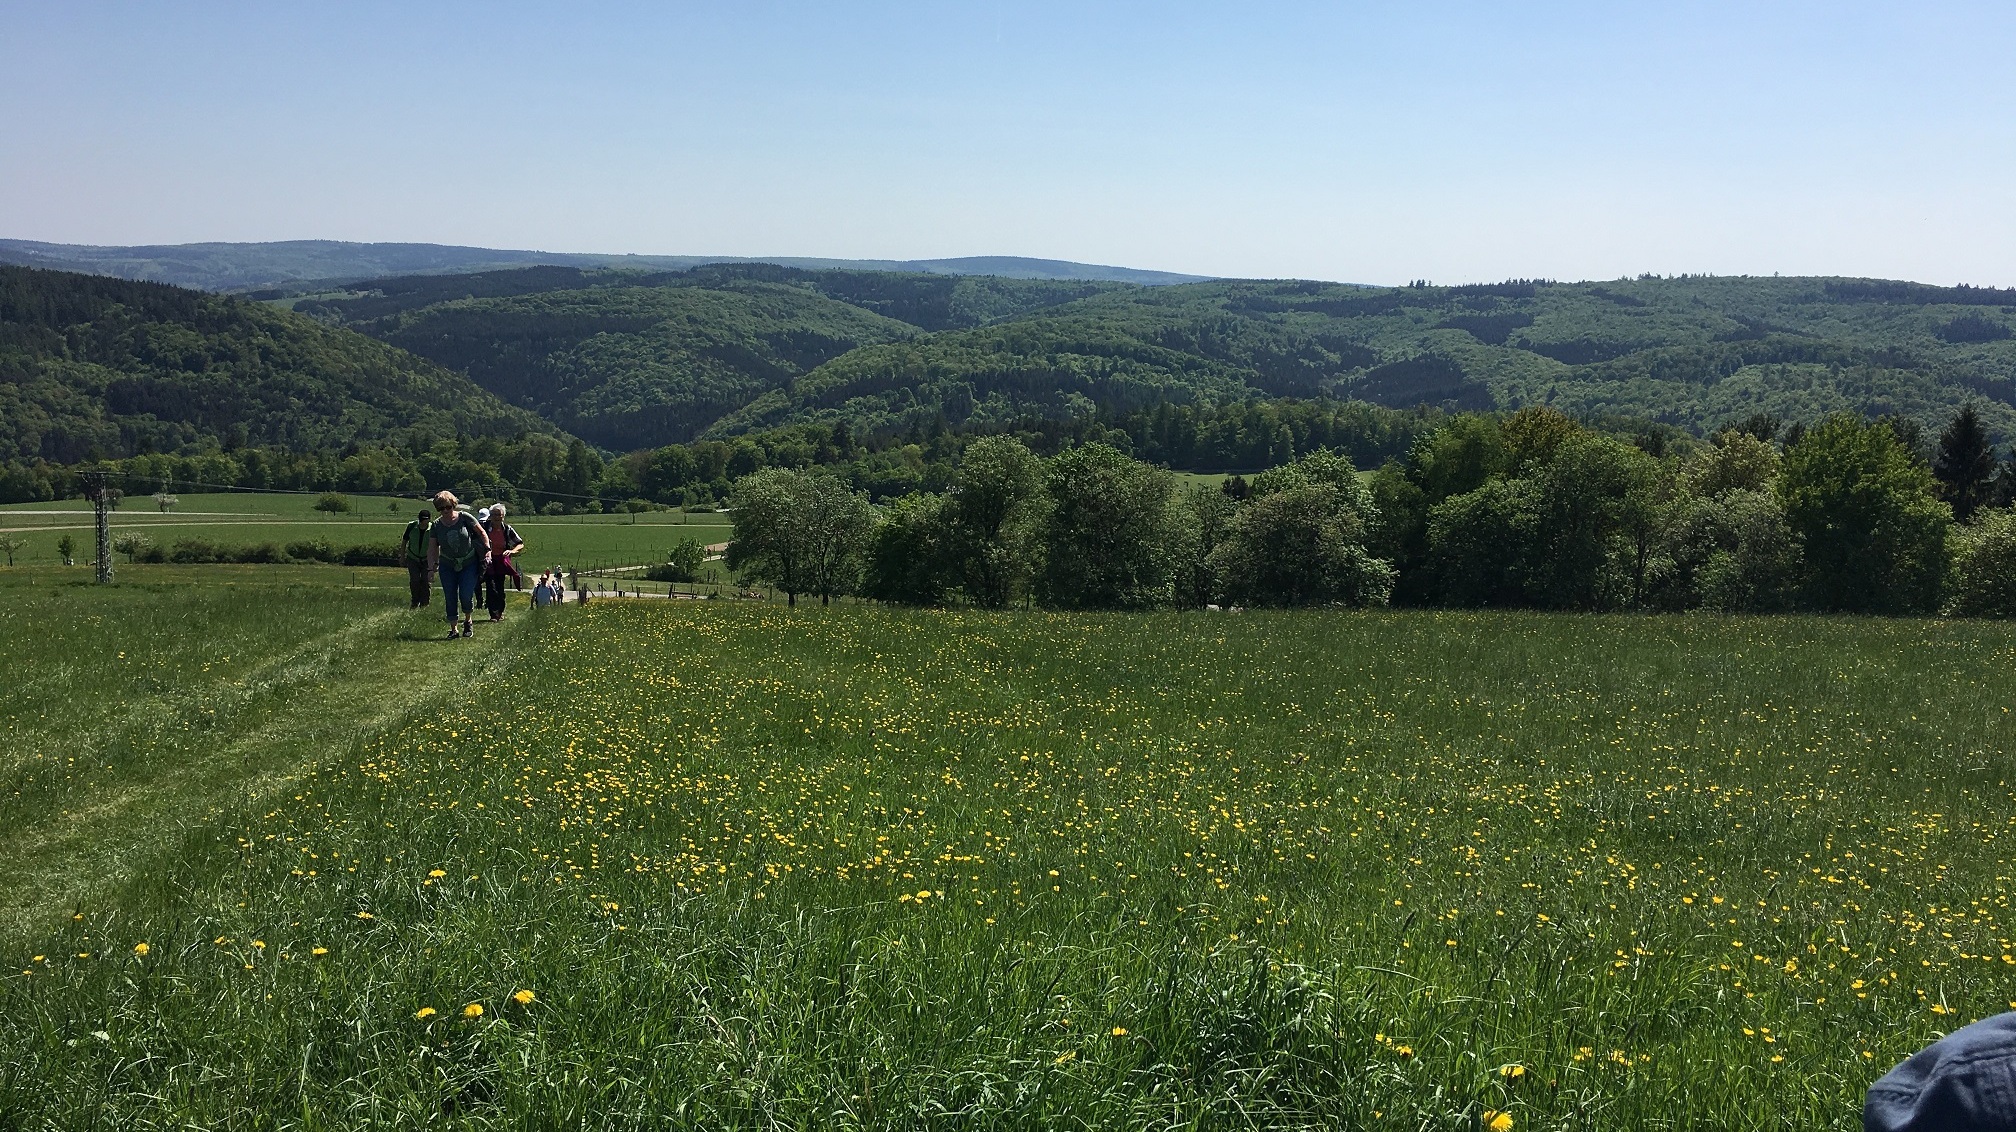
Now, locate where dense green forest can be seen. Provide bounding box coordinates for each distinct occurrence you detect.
[0,266,557,466]
[296,266,2016,450]
[9,261,2016,505]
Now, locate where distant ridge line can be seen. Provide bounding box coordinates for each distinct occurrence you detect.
[0,238,1215,292]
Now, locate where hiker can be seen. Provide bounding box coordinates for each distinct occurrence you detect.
[481,503,526,621]
[427,491,489,639]
[532,573,555,608]
[1865,1010,2016,1131]
[400,507,432,609]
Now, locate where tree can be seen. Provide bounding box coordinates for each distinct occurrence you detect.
[313,491,352,514]
[861,493,954,605]
[1779,414,1950,613]
[945,436,1047,608]
[56,534,76,566]
[0,534,24,566]
[725,468,873,607]
[112,533,154,563]
[799,474,876,605]
[1037,444,1179,610]
[152,491,179,513]
[1208,482,1393,607]
[1933,404,1997,522]
[1171,484,1236,608]
[1947,509,2016,617]
[1682,432,1779,499]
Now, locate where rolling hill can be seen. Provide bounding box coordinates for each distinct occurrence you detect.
[706,275,2016,445]
[0,239,1211,293]
[0,266,560,464]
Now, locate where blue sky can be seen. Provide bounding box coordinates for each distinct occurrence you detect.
[4,1,2014,284]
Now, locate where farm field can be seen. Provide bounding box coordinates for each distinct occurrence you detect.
[2,589,2014,1129]
[0,493,731,572]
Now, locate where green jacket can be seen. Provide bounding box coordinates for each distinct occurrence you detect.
[402,519,430,562]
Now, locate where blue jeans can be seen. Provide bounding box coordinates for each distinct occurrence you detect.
[439,560,481,624]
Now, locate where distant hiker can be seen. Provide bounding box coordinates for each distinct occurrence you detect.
[427,491,489,639]
[401,507,433,609]
[482,503,526,621]
[533,574,555,608]
[1865,1011,2016,1131]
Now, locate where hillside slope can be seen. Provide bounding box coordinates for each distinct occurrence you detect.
[0,266,559,463]
[721,276,2016,443]
[296,264,1131,449]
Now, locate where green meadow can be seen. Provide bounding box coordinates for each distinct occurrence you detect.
[2,572,2013,1129]
[0,493,731,572]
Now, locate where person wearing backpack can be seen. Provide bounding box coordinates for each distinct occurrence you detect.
[481,503,526,621]
[426,491,490,639]
[401,507,433,609]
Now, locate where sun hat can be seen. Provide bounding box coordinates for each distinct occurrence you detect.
[1865,1011,2016,1131]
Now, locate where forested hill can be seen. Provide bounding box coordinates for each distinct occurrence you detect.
[714,274,2016,444]
[0,266,560,464]
[291,264,1132,449]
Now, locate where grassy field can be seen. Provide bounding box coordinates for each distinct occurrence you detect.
[2,583,2013,1129]
[0,493,732,572]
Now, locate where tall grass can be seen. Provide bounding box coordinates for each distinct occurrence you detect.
[3,602,2013,1129]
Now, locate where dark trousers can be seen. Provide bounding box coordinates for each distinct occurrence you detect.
[485,571,508,618]
[405,559,431,608]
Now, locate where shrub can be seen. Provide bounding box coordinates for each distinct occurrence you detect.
[339,543,403,567]
[313,492,352,514]
[1947,509,2016,617]
[285,540,339,563]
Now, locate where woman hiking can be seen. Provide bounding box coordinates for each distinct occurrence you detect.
[481,503,526,621]
[427,491,490,639]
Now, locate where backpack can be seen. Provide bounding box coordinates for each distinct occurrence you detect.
[434,513,483,569]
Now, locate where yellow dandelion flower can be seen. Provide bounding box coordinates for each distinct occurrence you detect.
[355,912,375,920]
[311,947,329,956]
[462,1003,484,1018]
[916,890,932,900]
[512,989,535,1005]
[415,1007,438,1020]
[132,942,149,956]
[1500,1063,1526,1081]
[428,869,447,878]
[1111,1026,1128,1036]
[1483,1111,1513,1132]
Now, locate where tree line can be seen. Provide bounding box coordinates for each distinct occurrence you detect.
[725,405,2016,617]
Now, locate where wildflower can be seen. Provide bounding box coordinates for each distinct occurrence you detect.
[428,869,446,878]
[132,943,149,956]
[1500,1063,1526,1081]
[512,989,535,1005]
[355,912,375,920]
[415,1007,438,1020]
[1053,1049,1076,1065]
[1483,1111,1514,1132]
[462,1002,484,1018]
[1111,1026,1128,1036]
[311,947,328,956]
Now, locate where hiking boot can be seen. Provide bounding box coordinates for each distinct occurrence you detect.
[460,621,474,638]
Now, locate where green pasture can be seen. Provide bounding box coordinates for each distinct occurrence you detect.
[0,493,731,571]
[2,584,2013,1128]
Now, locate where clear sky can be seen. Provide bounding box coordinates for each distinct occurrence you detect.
[4,1,2014,285]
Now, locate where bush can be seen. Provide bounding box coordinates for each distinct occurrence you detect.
[284,539,339,563]
[313,492,352,514]
[1947,509,2016,617]
[167,539,228,564]
[339,543,403,567]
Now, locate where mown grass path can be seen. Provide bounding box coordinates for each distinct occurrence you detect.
[0,567,526,944]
